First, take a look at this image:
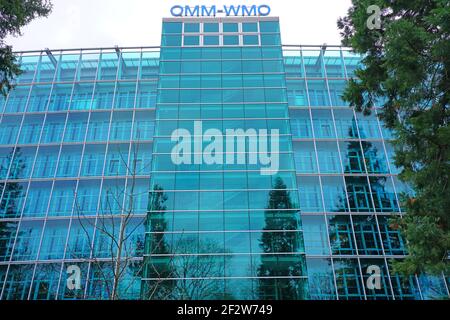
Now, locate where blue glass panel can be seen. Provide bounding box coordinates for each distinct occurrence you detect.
[184,36,200,46]
[243,22,258,32]
[243,35,259,45]
[16,55,39,84]
[0,182,27,218]
[184,23,200,33]
[2,265,34,299]
[317,142,342,174]
[370,177,399,212]
[308,80,330,106]
[115,83,136,109]
[71,83,94,111]
[0,116,21,145]
[204,36,219,46]
[204,23,219,33]
[33,147,59,178]
[328,80,348,107]
[39,221,69,260]
[0,147,14,179]
[64,113,88,143]
[49,180,77,217]
[313,110,336,138]
[322,177,347,212]
[57,146,82,178]
[13,221,43,261]
[92,83,115,110]
[363,142,389,174]
[57,54,80,82]
[329,216,356,255]
[30,264,62,300]
[41,114,65,144]
[287,80,308,107]
[223,23,238,33]
[19,115,44,145]
[163,22,182,34]
[36,54,58,83]
[9,147,36,180]
[294,142,317,173]
[98,53,118,80]
[304,51,325,78]
[353,215,383,255]
[77,53,99,81]
[23,182,51,217]
[259,21,280,33]
[261,34,280,46]
[162,35,182,47]
[302,217,330,255]
[306,258,337,300]
[378,216,406,255]
[75,180,101,216]
[334,109,359,139]
[298,177,323,212]
[0,222,18,262]
[345,177,374,212]
[223,36,239,46]
[5,86,31,113]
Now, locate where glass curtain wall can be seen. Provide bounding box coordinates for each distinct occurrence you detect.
[142,17,309,300]
[0,48,159,300]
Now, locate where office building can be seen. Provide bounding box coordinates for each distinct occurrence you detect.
[0,15,448,300]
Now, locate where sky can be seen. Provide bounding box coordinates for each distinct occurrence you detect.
[7,0,352,51]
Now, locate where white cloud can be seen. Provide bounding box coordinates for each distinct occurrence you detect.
[6,0,352,51]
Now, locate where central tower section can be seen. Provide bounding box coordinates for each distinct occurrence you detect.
[142,17,308,300]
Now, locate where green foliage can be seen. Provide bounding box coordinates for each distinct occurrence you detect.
[338,0,450,275]
[0,0,53,95]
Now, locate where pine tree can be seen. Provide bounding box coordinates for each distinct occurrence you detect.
[338,0,450,275]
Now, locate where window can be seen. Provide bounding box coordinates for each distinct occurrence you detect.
[48,185,75,217]
[184,36,200,46]
[81,150,105,177]
[223,23,238,33]
[260,21,280,33]
[261,34,280,46]
[291,118,312,138]
[243,22,258,32]
[41,119,65,144]
[18,121,42,144]
[302,217,330,255]
[33,150,58,178]
[204,36,219,46]
[223,36,239,46]
[184,23,200,33]
[64,119,87,143]
[243,35,259,46]
[57,151,81,178]
[162,35,182,47]
[163,22,182,34]
[204,23,219,33]
[329,217,356,255]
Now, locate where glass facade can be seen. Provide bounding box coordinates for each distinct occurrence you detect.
[0,16,448,300]
[142,17,307,300]
[0,47,158,300]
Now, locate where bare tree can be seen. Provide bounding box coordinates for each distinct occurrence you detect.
[67,137,149,300]
[142,234,233,300]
